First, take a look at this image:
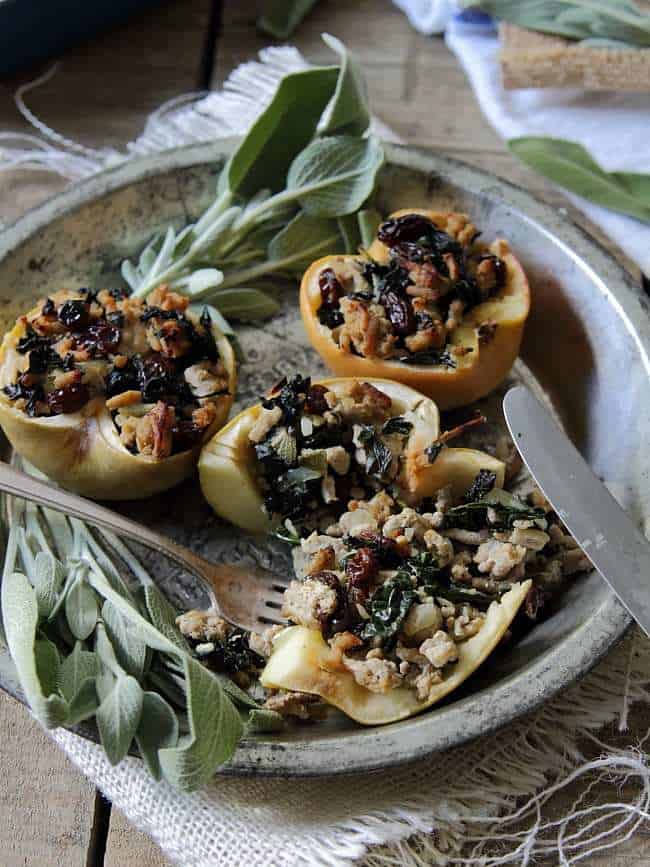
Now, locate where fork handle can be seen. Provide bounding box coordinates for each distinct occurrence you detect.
[0,461,217,597]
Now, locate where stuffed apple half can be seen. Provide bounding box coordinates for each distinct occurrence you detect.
[0,285,236,499]
[198,375,505,534]
[300,209,530,409]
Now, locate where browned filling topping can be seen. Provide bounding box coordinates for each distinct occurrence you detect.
[317,213,507,366]
[3,285,230,458]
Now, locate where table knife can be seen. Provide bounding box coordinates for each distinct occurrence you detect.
[503,386,650,637]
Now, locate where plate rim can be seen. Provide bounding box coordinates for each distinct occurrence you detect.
[0,140,639,776]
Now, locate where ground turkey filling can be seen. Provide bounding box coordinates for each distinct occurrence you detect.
[177,376,592,720]
[317,212,507,366]
[3,285,230,458]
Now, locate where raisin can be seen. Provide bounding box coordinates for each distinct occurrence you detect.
[58,300,90,330]
[73,321,120,356]
[104,364,138,397]
[47,382,90,415]
[381,289,415,336]
[318,267,343,308]
[357,531,404,567]
[378,214,435,247]
[345,548,379,587]
[171,419,204,452]
[305,384,329,415]
[41,298,55,316]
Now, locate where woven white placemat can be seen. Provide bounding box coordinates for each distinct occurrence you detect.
[3,42,650,866]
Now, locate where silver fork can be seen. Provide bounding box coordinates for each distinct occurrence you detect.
[0,462,289,631]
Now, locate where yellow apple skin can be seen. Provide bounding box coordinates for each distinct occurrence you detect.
[260,580,531,725]
[199,377,505,532]
[0,311,236,500]
[300,209,530,410]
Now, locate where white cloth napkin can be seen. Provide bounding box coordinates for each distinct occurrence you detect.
[392,1,650,276]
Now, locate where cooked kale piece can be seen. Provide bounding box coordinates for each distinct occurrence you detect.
[464,469,497,503]
[360,575,417,648]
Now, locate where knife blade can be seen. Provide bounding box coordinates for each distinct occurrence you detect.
[503,385,650,636]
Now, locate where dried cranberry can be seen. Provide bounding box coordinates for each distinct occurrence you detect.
[171,420,204,452]
[381,289,415,336]
[378,214,435,247]
[47,382,90,415]
[357,532,404,567]
[345,548,379,588]
[318,268,343,308]
[305,384,329,415]
[59,300,90,330]
[73,321,120,356]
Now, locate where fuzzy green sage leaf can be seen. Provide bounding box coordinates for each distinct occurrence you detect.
[1,571,68,727]
[96,674,144,766]
[158,655,243,792]
[135,691,180,781]
[508,137,650,223]
[286,135,384,218]
[461,1,650,47]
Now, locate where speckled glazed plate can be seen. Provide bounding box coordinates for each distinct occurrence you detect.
[0,141,645,776]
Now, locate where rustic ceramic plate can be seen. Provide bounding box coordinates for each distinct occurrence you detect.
[0,141,645,776]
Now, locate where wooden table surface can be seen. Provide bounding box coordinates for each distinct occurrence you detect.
[0,1,647,864]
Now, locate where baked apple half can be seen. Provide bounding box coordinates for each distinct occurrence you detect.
[300,209,530,409]
[198,375,505,534]
[260,580,530,725]
[0,285,236,499]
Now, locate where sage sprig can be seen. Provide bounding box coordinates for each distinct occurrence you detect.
[1,493,283,791]
[461,1,650,47]
[121,35,384,330]
[508,136,650,223]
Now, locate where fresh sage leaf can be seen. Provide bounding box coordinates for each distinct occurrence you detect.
[96,674,144,766]
[258,0,319,37]
[286,135,384,217]
[222,66,339,197]
[95,622,125,677]
[320,33,370,137]
[158,656,243,792]
[508,137,650,223]
[59,641,98,701]
[87,570,182,657]
[1,571,68,727]
[95,665,116,703]
[66,678,99,725]
[135,692,180,781]
[337,214,362,254]
[169,268,225,296]
[267,211,343,270]
[102,600,148,681]
[34,638,61,697]
[358,208,383,247]
[245,708,286,734]
[147,669,187,710]
[211,288,280,321]
[65,573,99,641]
[461,1,650,47]
[143,584,190,654]
[214,672,260,711]
[31,551,65,620]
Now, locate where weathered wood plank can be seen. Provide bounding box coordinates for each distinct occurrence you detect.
[104,808,171,867]
[0,694,95,866]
